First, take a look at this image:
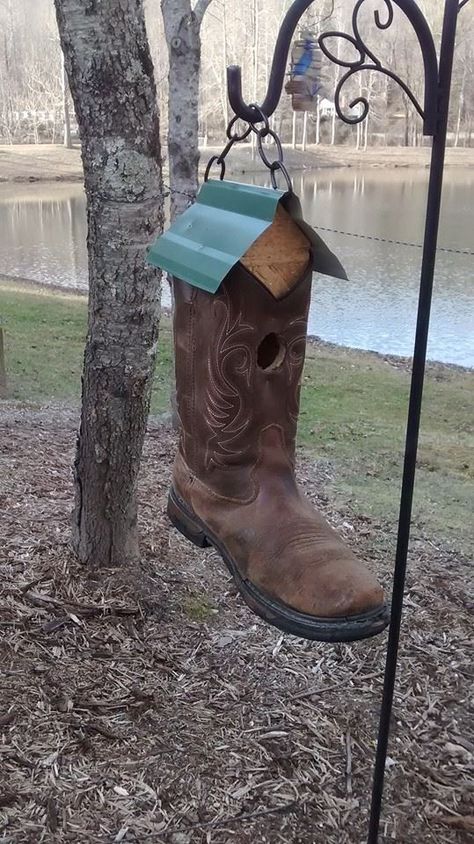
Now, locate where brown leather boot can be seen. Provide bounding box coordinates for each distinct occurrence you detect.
[168,267,389,642]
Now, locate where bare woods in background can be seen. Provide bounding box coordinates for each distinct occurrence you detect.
[1,0,473,151]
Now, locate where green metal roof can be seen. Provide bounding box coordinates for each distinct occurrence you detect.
[147,179,347,294]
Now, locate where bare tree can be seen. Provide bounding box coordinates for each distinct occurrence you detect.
[61,52,71,149]
[54,0,163,567]
[161,0,213,219]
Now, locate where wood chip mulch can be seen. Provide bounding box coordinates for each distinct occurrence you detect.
[0,403,472,843]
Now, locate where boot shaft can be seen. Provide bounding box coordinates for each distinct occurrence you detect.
[173,264,312,492]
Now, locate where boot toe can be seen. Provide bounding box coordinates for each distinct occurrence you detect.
[285,568,385,620]
[313,563,385,619]
[252,544,386,622]
[245,563,389,643]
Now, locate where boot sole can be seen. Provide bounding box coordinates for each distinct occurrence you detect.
[167,489,390,643]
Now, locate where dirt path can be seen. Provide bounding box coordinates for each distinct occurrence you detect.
[0,402,472,843]
[1,143,473,183]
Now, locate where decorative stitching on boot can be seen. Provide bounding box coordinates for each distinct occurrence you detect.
[205,289,255,469]
[286,317,309,425]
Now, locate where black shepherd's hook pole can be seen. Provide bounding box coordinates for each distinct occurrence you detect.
[226,0,463,842]
[367,0,460,840]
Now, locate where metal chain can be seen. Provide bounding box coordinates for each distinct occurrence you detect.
[204,106,293,192]
[204,114,253,182]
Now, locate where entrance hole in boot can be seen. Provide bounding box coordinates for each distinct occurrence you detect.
[257,333,286,371]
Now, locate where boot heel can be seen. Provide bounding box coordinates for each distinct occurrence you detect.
[167,492,211,549]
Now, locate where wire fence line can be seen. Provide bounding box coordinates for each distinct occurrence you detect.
[314,226,474,256]
[163,184,474,257]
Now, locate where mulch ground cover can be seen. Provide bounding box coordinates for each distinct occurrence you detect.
[1,403,472,843]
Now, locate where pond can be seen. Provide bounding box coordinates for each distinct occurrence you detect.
[0,167,473,366]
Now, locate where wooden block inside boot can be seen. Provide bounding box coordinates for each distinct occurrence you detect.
[240,204,311,299]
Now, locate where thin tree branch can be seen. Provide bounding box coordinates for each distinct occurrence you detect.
[193,0,214,26]
[320,0,335,27]
[176,800,299,831]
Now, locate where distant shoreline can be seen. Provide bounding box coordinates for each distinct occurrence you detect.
[2,273,471,374]
[1,142,474,184]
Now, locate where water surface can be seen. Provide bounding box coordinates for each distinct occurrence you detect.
[0,169,472,365]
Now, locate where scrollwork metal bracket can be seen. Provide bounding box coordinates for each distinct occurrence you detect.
[227,0,440,134]
[318,0,435,132]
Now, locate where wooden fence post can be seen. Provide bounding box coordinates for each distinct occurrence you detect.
[0,326,7,398]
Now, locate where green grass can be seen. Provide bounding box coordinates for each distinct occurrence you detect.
[183,593,217,622]
[0,283,87,402]
[0,281,172,414]
[1,282,472,553]
[301,344,473,552]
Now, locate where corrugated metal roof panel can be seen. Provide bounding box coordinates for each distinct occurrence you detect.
[147,179,347,293]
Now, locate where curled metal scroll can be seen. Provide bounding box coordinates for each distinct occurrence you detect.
[319,1,425,126]
[227,0,439,135]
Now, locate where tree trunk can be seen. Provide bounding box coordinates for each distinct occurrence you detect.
[331,107,336,145]
[403,96,410,146]
[161,0,212,432]
[162,0,203,219]
[54,0,163,567]
[454,70,465,148]
[302,110,308,152]
[356,77,363,150]
[61,53,71,149]
[222,0,229,129]
[0,327,7,399]
[252,0,259,162]
[466,118,472,148]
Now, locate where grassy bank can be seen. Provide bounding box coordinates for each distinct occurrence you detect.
[1,281,472,554]
[0,281,173,413]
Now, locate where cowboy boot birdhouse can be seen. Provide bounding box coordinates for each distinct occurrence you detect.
[148,177,389,642]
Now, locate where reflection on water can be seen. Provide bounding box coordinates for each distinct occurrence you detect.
[0,183,88,290]
[0,169,473,365]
